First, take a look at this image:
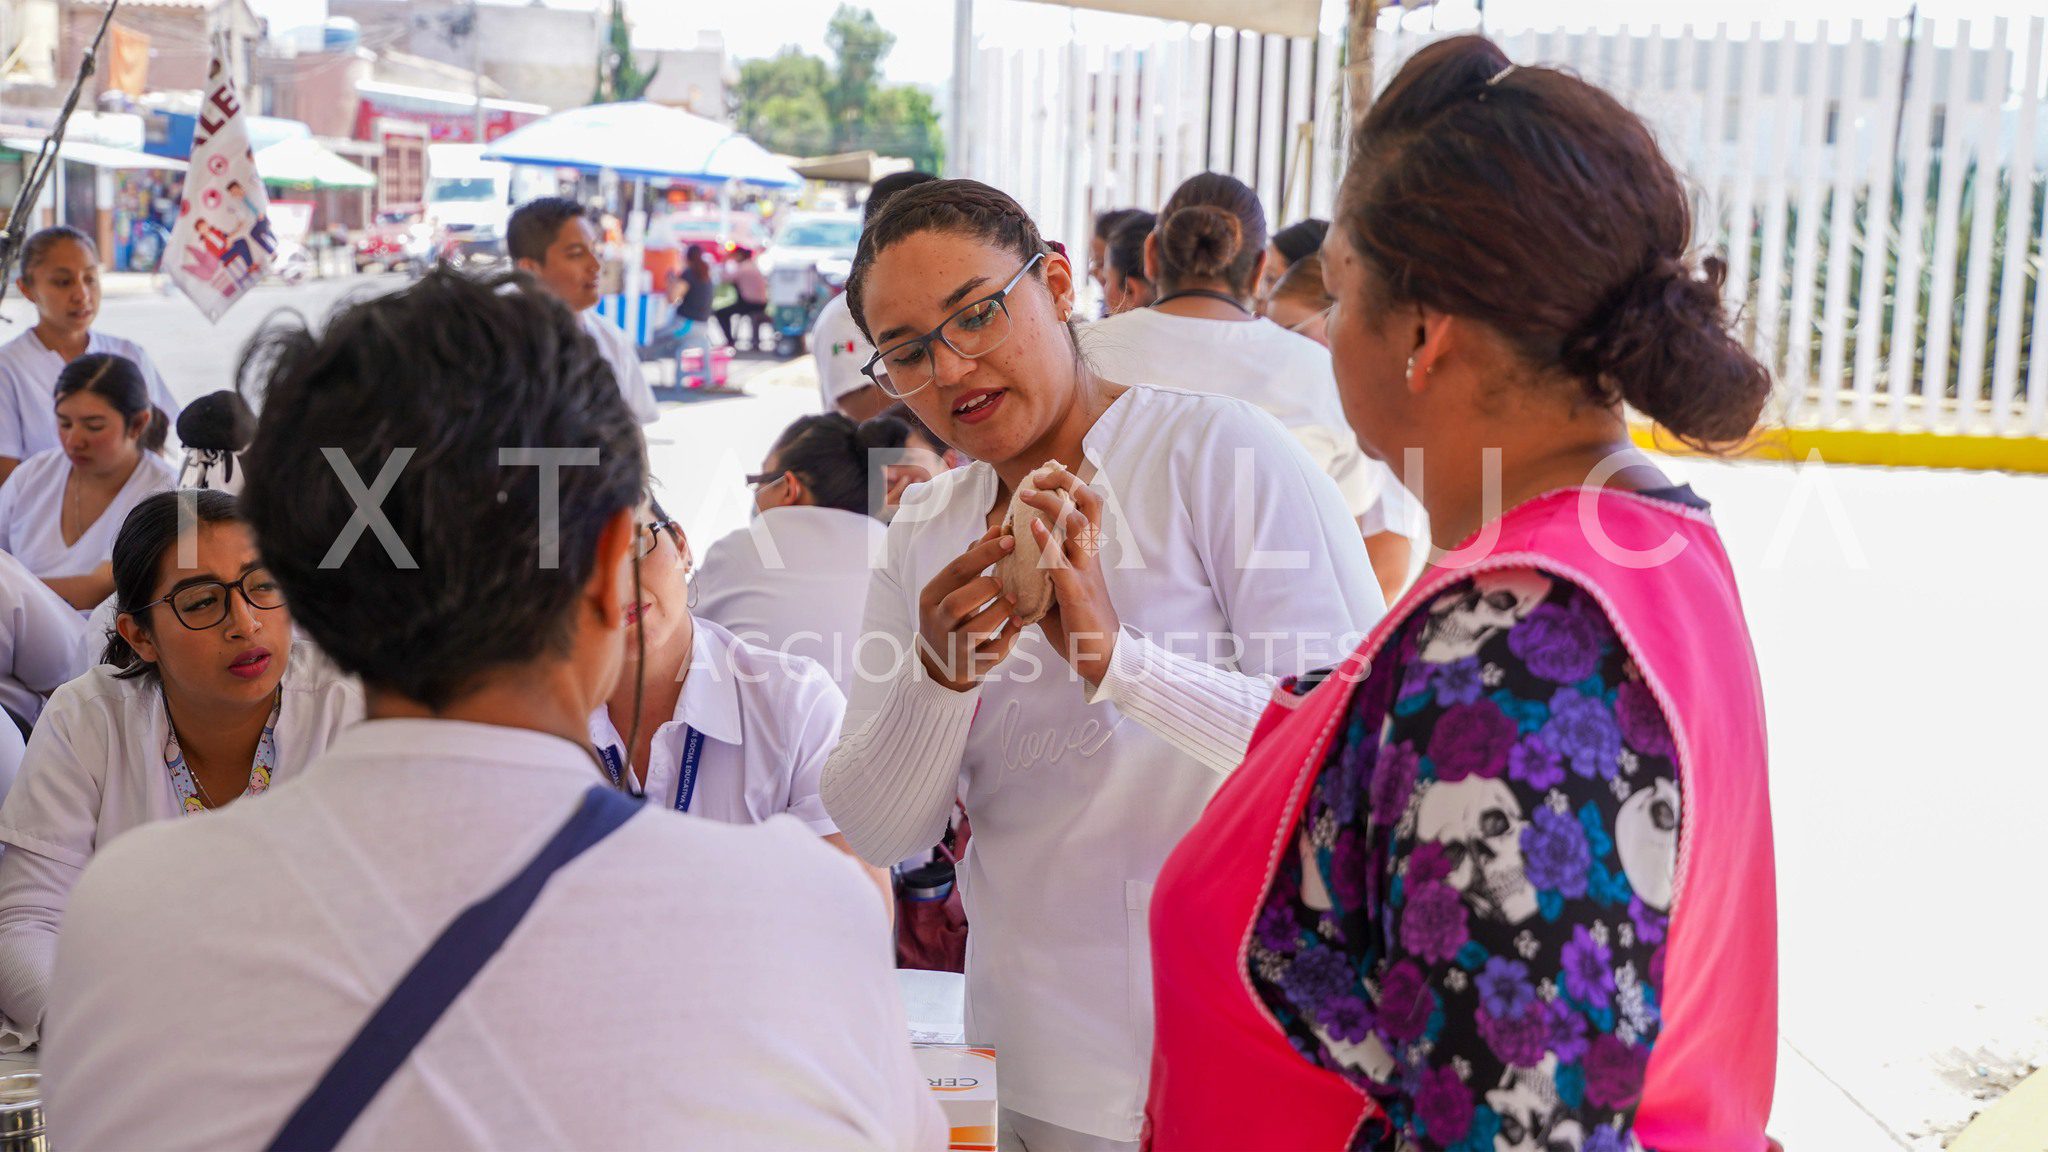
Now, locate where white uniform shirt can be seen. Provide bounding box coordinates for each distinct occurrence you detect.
[589,618,842,835]
[44,718,944,1151]
[1077,308,1429,540]
[692,505,889,699]
[821,384,1385,1138]
[0,642,362,1049]
[0,549,85,726]
[0,450,177,580]
[0,328,184,460]
[810,293,875,410]
[582,309,661,425]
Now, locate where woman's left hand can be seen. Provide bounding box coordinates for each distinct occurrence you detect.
[1016,462,1121,688]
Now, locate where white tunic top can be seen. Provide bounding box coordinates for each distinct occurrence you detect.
[1077,308,1429,540]
[0,449,177,580]
[589,618,842,835]
[0,548,85,726]
[0,328,184,460]
[44,718,944,1151]
[691,505,890,699]
[583,309,661,425]
[0,642,362,1049]
[820,384,1385,1138]
[810,293,875,408]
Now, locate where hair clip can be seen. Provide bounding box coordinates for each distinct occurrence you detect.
[1486,64,1518,87]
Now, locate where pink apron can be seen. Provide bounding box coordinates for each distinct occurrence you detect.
[1145,488,1777,1150]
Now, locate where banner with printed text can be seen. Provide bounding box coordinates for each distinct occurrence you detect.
[168,50,275,322]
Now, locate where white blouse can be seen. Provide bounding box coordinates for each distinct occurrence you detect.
[691,505,890,700]
[0,642,363,1049]
[583,310,661,426]
[820,384,1385,1139]
[1077,308,1429,540]
[0,449,177,580]
[0,328,183,461]
[589,618,842,835]
[0,549,85,726]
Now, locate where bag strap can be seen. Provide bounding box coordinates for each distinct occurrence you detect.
[266,785,640,1152]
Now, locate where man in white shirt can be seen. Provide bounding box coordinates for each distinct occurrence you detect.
[812,170,939,420]
[41,268,943,1151]
[509,196,660,426]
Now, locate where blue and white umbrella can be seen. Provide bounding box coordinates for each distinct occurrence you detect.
[482,101,802,188]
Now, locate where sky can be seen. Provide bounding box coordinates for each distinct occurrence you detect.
[255,0,2048,92]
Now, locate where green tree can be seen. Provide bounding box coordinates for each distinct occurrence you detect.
[734,5,943,171]
[594,0,660,104]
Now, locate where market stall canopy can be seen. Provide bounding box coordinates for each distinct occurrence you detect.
[253,136,376,190]
[1015,0,1322,38]
[482,102,802,188]
[1,137,186,170]
[790,150,914,185]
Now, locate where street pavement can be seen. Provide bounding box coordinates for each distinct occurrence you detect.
[6,272,2042,1148]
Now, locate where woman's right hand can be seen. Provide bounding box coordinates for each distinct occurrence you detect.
[917,524,1024,693]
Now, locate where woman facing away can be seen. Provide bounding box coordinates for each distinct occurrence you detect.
[819,179,1382,1149]
[1144,36,1777,1151]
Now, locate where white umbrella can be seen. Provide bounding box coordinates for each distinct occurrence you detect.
[481,101,802,188]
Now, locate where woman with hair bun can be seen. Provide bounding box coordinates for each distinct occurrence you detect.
[1078,173,1427,601]
[822,177,1381,1147]
[1147,36,1776,1151]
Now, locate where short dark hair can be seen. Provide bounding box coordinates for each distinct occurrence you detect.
[236,268,646,709]
[507,196,592,264]
[17,225,96,278]
[56,353,167,454]
[881,400,946,456]
[1105,211,1156,281]
[1269,219,1329,268]
[846,179,1047,340]
[864,170,938,225]
[1344,35,1770,446]
[1093,207,1145,241]
[102,489,242,678]
[768,412,910,517]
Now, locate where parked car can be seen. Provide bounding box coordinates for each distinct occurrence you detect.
[355,213,432,274]
[760,211,862,357]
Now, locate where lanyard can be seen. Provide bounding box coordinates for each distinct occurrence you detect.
[599,726,707,814]
[1150,288,1252,315]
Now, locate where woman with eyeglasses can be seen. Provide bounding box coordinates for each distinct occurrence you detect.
[591,492,870,879]
[0,489,361,1049]
[819,178,1382,1149]
[1076,174,1426,603]
[693,413,922,699]
[1259,252,1334,347]
[0,353,177,611]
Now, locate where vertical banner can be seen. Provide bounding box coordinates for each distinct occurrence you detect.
[108,24,150,98]
[168,49,275,322]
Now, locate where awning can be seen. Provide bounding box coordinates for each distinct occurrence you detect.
[483,101,802,189]
[2,136,186,170]
[790,150,915,185]
[1014,0,1323,38]
[253,136,376,190]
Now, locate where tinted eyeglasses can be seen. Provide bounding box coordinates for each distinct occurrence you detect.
[136,568,285,631]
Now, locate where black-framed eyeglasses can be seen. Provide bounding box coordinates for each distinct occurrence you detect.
[862,251,1044,400]
[135,569,285,631]
[634,517,680,560]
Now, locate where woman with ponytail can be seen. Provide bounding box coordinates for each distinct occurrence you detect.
[0,489,360,1051]
[820,178,1380,1147]
[1077,174,1427,601]
[1146,36,1777,1151]
[0,354,177,609]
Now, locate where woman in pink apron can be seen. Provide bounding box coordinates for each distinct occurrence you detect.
[1145,36,1779,1151]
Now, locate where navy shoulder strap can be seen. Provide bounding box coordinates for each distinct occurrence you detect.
[267,785,640,1152]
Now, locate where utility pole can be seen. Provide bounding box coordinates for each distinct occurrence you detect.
[469,0,485,143]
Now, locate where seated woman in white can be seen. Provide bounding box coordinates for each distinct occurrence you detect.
[598,494,859,854]
[0,226,181,487]
[0,549,85,731]
[0,353,176,610]
[691,414,911,698]
[0,489,362,1049]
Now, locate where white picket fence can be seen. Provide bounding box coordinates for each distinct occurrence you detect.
[963,12,2048,439]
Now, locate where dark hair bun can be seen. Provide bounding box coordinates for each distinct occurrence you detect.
[1159,205,1243,281]
[1566,256,1770,445]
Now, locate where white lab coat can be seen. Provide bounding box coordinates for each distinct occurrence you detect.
[0,449,176,581]
[0,328,183,461]
[0,549,85,726]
